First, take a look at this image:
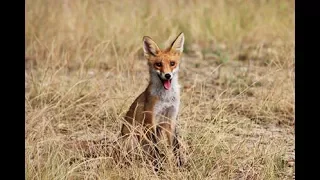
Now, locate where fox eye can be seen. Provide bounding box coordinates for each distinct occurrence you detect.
[170,62,175,66]
[155,62,162,67]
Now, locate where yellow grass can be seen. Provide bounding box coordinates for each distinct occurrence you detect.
[26,0,294,179]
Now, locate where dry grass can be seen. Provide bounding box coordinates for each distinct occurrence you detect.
[25,0,294,179]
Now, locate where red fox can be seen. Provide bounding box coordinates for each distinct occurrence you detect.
[120,33,185,171]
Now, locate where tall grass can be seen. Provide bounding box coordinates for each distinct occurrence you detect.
[26,0,294,179]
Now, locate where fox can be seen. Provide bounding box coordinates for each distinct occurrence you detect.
[120,32,185,171]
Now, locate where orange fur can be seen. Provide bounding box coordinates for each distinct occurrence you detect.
[121,33,185,170]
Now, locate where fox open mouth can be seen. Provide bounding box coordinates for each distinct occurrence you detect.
[162,79,172,90]
[158,75,172,90]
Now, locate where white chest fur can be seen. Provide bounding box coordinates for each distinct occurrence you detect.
[150,75,180,124]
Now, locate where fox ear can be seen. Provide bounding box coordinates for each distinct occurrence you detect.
[143,36,160,57]
[169,32,185,53]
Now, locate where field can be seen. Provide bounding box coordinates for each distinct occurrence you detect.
[25,0,295,179]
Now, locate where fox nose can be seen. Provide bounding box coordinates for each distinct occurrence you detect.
[165,73,171,80]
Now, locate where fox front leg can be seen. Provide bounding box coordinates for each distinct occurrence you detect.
[172,127,184,167]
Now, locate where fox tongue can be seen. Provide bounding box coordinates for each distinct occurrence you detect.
[163,80,171,90]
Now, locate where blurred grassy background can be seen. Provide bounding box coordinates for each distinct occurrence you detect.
[25,0,294,179]
[26,0,294,69]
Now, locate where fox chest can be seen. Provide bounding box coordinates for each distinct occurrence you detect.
[153,94,180,123]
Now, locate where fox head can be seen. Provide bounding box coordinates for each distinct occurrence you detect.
[143,32,185,90]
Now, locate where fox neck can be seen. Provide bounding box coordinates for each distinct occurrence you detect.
[149,68,180,97]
